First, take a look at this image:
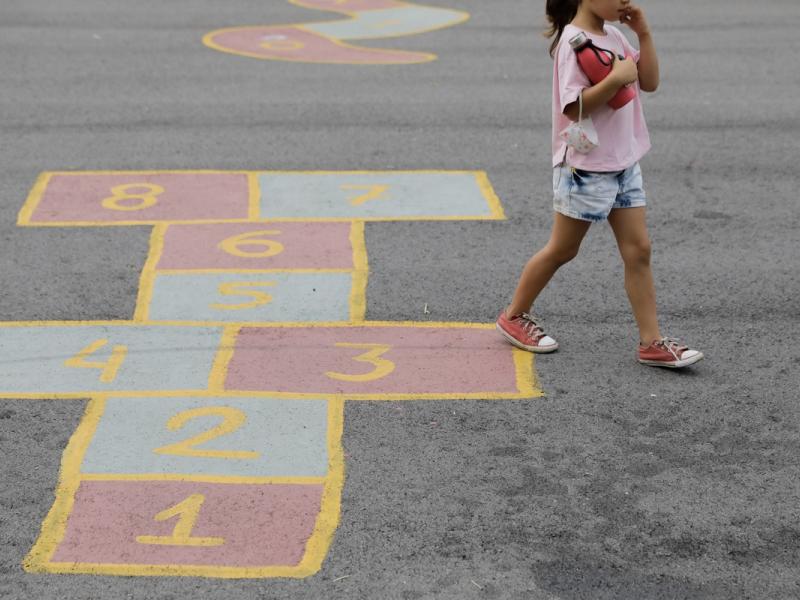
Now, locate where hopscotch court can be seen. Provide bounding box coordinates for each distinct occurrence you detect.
[5,169,543,578]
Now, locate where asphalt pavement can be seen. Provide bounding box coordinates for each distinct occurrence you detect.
[1,0,799,598]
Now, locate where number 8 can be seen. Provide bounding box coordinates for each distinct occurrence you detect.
[101,183,164,211]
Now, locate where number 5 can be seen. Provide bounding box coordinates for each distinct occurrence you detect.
[210,281,276,310]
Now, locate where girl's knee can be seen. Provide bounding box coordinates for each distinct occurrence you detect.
[621,239,651,267]
[545,243,581,266]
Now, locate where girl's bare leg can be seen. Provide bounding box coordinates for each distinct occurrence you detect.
[506,212,592,317]
[607,206,662,345]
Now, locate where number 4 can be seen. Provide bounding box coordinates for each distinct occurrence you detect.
[64,339,127,383]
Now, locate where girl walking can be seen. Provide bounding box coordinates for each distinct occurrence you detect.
[496,0,703,368]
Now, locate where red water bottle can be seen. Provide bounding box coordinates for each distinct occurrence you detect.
[569,32,636,110]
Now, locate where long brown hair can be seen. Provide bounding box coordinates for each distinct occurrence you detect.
[545,0,580,57]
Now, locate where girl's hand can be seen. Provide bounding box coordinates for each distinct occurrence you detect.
[610,55,638,86]
[619,4,650,37]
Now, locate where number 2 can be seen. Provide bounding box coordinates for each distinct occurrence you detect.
[153,406,259,460]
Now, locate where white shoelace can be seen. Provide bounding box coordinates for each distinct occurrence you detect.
[656,337,687,359]
[518,313,544,340]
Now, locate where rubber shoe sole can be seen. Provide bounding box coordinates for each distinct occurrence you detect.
[495,323,559,353]
[639,351,704,368]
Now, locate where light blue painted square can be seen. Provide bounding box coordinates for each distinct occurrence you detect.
[82,396,330,478]
[259,172,494,219]
[148,272,352,322]
[305,7,465,41]
[0,325,221,395]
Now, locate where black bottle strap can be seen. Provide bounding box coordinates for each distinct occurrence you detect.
[583,40,615,66]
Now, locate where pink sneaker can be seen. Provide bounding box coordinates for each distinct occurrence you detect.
[638,338,704,368]
[495,310,558,353]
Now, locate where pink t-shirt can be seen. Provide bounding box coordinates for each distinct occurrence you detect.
[552,23,651,171]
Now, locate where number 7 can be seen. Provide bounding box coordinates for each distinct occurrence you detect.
[340,184,389,206]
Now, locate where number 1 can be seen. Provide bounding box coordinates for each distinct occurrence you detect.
[136,494,224,547]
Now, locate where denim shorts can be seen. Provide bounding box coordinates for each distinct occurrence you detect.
[553,162,647,222]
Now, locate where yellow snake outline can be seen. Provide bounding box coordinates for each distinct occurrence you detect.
[203,0,470,65]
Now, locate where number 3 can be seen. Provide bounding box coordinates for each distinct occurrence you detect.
[325,343,395,382]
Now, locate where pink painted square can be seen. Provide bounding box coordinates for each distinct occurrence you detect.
[28,173,250,223]
[51,480,323,567]
[225,326,519,396]
[157,222,355,270]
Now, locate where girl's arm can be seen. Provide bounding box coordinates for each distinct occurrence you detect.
[635,31,659,91]
[563,57,638,121]
[622,5,659,92]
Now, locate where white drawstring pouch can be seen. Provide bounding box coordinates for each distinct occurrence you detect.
[559,91,598,154]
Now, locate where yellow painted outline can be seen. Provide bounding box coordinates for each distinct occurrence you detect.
[208,325,240,393]
[24,395,345,578]
[512,348,540,398]
[289,0,468,30]
[0,320,542,401]
[1,389,540,401]
[294,4,471,42]
[296,397,345,576]
[253,214,505,223]
[144,270,358,323]
[24,396,108,573]
[16,217,506,227]
[203,25,438,65]
[17,171,52,226]
[155,268,354,275]
[18,170,505,226]
[134,224,166,322]
[202,1,470,65]
[19,218,255,228]
[20,170,255,175]
[13,166,534,580]
[79,473,327,485]
[247,172,261,221]
[349,220,369,323]
[260,170,505,222]
[0,319,499,328]
[262,0,469,40]
[475,171,506,220]
[16,170,254,228]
